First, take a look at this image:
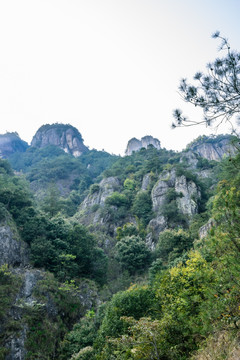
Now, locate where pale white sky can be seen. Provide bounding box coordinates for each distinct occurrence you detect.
[0,0,239,155]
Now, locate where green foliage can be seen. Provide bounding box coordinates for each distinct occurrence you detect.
[59,316,97,360]
[0,265,22,321]
[156,228,193,265]
[8,147,118,219]
[40,183,62,217]
[116,223,139,241]
[95,285,155,350]
[162,198,187,228]
[70,346,95,360]
[0,172,34,231]
[123,178,137,191]
[115,235,151,275]
[0,158,13,175]
[103,147,178,185]
[173,33,240,128]
[23,272,93,359]
[30,221,108,284]
[131,191,153,226]
[186,134,237,150]
[100,316,162,360]
[105,192,129,208]
[0,203,8,221]
[34,123,84,141]
[165,188,182,202]
[89,183,100,194]
[91,151,240,359]
[0,266,22,356]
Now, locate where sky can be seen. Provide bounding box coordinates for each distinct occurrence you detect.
[0,0,240,155]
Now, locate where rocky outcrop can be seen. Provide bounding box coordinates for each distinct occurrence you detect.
[141,173,152,191]
[152,169,200,217]
[31,123,89,157]
[75,177,121,229]
[0,133,29,158]
[151,169,176,212]
[0,220,29,267]
[80,177,121,211]
[0,216,98,359]
[148,168,200,241]
[3,269,98,360]
[175,176,200,216]
[187,135,237,161]
[125,135,161,156]
[147,216,167,248]
[180,151,199,169]
[199,218,215,239]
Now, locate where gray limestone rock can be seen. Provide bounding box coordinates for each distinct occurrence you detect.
[180,151,199,169]
[147,215,167,242]
[80,177,121,211]
[151,169,176,212]
[149,168,201,241]
[199,218,215,239]
[175,176,200,216]
[0,222,29,267]
[31,123,89,157]
[125,135,161,156]
[141,173,152,191]
[188,135,236,161]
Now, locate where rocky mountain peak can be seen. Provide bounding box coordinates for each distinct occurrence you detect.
[186,134,237,161]
[125,135,161,156]
[31,123,89,157]
[0,132,29,158]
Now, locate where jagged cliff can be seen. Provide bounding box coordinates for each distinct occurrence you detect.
[186,134,237,161]
[0,133,29,158]
[125,135,161,156]
[31,123,89,157]
[0,213,97,359]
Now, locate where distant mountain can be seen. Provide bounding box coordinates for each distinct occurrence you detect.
[125,135,161,156]
[31,123,89,157]
[0,132,29,158]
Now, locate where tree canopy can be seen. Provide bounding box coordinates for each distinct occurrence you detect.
[172,32,240,131]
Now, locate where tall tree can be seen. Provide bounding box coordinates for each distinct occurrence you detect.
[172,32,240,130]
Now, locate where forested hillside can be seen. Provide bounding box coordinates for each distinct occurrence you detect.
[0,31,240,360]
[0,126,239,359]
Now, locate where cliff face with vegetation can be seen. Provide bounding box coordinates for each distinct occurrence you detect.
[0,130,239,359]
[31,124,89,157]
[125,135,161,155]
[0,174,98,360]
[187,134,237,161]
[0,133,29,159]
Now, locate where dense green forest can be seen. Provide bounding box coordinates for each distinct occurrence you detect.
[0,132,239,359]
[0,32,240,359]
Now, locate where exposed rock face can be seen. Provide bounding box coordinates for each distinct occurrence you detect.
[0,220,29,267]
[175,176,200,216]
[147,215,167,247]
[4,268,97,360]
[151,169,176,212]
[125,135,161,156]
[148,168,200,241]
[0,216,98,359]
[141,173,152,191]
[180,152,199,169]
[80,177,121,211]
[187,135,236,161]
[31,123,89,157]
[76,177,121,229]
[199,218,215,239]
[0,133,29,158]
